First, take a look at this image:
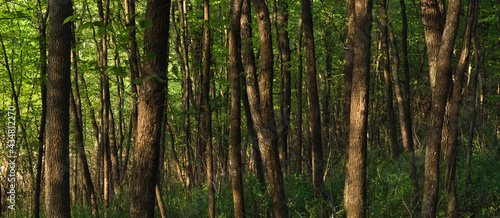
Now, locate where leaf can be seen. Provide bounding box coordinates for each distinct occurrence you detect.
[146,74,166,83]
[144,18,153,30]
[93,21,105,28]
[133,78,143,85]
[97,26,106,38]
[63,15,73,24]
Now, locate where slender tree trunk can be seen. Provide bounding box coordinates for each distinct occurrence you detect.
[33,5,48,217]
[380,0,399,158]
[344,0,372,217]
[203,0,215,215]
[229,0,245,216]
[296,11,303,174]
[128,0,170,215]
[421,0,462,216]
[442,1,477,216]
[466,32,480,195]
[45,0,73,215]
[301,0,324,199]
[343,0,355,149]
[70,91,99,216]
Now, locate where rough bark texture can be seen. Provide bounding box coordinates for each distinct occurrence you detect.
[128,0,170,216]
[301,0,324,198]
[296,11,303,173]
[421,0,462,216]
[442,1,477,216]
[380,0,399,158]
[240,0,266,191]
[45,0,73,216]
[344,0,372,217]
[248,0,288,216]
[343,0,355,148]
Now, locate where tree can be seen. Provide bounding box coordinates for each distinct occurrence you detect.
[420,0,462,216]
[128,0,170,215]
[45,0,73,216]
[344,0,372,217]
[247,0,288,215]
[301,0,324,199]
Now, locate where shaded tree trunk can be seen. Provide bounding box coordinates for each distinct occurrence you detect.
[128,0,170,215]
[45,0,73,215]
[442,1,478,216]
[380,0,399,158]
[344,0,372,217]
[240,0,266,192]
[301,0,324,199]
[343,0,355,148]
[420,0,462,216]
[296,11,304,174]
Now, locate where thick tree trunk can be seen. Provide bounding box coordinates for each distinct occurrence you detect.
[296,12,303,174]
[343,0,355,148]
[128,0,170,215]
[45,0,73,215]
[344,0,372,217]
[421,0,462,216]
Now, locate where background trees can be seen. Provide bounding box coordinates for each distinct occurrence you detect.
[0,0,499,217]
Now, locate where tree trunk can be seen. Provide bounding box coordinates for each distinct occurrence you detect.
[248,0,289,216]
[229,0,246,216]
[442,1,477,216]
[301,0,325,200]
[70,90,99,216]
[240,0,266,192]
[33,5,48,217]
[128,0,170,215]
[45,0,73,215]
[344,0,372,217]
[296,11,303,174]
[380,0,399,158]
[343,0,355,149]
[421,0,462,216]
[204,0,215,216]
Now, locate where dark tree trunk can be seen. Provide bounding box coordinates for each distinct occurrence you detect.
[277,0,291,174]
[343,0,355,149]
[45,0,73,215]
[33,5,48,217]
[344,0,372,217]
[442,1,477,216]
[296,11,303,174]
[70,91,99,216]
[128,0,170,215]
[420,0,462,216]
[380,0,399,158]
[301,0,324,199]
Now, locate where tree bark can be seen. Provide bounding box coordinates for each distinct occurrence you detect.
[296,11,303,174]
[301,0,325,199]
[128,0,170,215]
[247,0,289,216]
[240,0,266,192]
[380,0,400,158]
[442,1,477,216]
[45,0,73,215]
[343,0,355,148]
[344,0,372,217]
[421,0,462,216]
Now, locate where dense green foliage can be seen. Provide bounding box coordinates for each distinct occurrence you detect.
[0,0,499,216]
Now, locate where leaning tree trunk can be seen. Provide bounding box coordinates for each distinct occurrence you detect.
[128,0,170,216]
